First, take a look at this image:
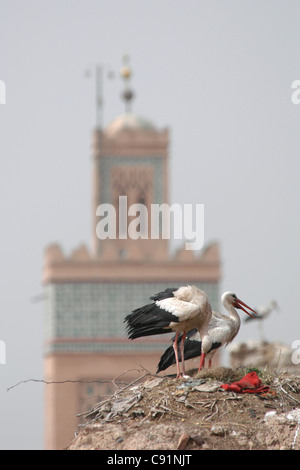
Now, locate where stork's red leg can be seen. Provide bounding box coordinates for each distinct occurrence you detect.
[198,353,206,371]
[173,332,181,379]
[179,332,186,375]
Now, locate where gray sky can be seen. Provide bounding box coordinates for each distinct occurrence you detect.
[1,0,300,449]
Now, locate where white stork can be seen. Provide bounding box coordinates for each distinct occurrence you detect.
[157,291,257,374]
[243,299,279,340]
[124,285,213,378]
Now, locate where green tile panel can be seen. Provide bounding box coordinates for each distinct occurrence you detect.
[44,281,219,353]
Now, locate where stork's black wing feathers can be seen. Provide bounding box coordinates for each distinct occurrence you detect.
[156,329,200,372]
[149,287,177,301]
[157,329,221,373]
[124,298,180,340]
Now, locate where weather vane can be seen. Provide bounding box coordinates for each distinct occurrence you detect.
[120,54,134,113]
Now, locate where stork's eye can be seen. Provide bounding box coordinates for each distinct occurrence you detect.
[232,294,237,299]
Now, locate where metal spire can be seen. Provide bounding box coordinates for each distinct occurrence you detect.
[84,63,115,129]
[95,65,104,129]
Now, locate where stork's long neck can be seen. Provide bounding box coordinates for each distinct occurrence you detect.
[223,300,241,333]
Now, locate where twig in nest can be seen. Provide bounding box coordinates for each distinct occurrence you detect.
[204,404,219,421]
[139,365,158,378]
[111,368,146,390]
[8,367,148,393]
[7,378,116,392]
[280,385,300,406]
[183,401,205,412]
[140,395,166,424]
[159,404,185,417]
[203,400,219,421]
[218,410,230,420]
[77,371,150,418]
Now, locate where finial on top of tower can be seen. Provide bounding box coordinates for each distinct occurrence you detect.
[120,54,134,113]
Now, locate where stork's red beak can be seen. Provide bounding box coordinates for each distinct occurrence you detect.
[234,298,257,319]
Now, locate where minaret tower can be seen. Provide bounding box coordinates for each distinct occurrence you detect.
[91,57,169,260]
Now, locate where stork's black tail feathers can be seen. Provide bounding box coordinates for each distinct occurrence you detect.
[156,329,202,373]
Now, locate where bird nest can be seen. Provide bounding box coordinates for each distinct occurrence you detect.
[68,366,300,450]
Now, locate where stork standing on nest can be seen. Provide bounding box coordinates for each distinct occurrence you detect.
[124,285,213,378]
[157,291,257,375]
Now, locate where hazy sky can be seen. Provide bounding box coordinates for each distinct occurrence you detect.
[1,1,300,449]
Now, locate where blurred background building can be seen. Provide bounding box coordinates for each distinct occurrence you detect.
[41,59,221,450]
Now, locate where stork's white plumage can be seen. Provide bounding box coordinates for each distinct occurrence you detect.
[157,291,257,374]
[124,285,213,378]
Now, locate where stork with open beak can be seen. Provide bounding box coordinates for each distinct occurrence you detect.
[157,291,257,375]
[124,285,213,378]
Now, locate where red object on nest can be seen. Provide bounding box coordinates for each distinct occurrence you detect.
[220,371,270,394]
